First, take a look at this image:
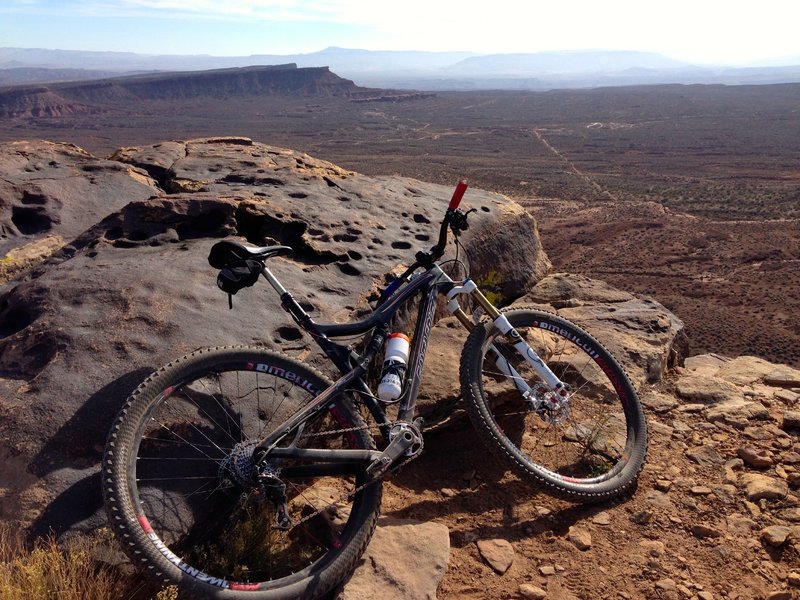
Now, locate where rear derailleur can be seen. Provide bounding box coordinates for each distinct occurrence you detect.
[257,463,292,531]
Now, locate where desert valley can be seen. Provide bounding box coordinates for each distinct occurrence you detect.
[1,61,799,600]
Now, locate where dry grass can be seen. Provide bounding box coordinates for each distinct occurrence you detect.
[0,524,122,600]
[0,524,177,600]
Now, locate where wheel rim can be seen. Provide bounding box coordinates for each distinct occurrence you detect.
[130,362,367,589]
[479,321,636,485]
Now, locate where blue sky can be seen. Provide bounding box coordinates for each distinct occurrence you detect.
[2,0,799,65]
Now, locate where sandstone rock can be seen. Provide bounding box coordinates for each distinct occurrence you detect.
[656,578,677,592]
[515,273,687,385]
[777,508,800,523]
[686,445,724,466]
[675,374,743,404]
[782,411,800,430]
[741,473,789,501]
[641,390,679,413]
[782,452,800,465]
[639,540,665,556]
[788,572,800,587]
[760,526,792,547]
[477,538,515,574]
[566,526,592,550]
[0,140,157,273]
[726,513,756,536]
[775,389,800,405]
[539,565,556,576]
[737,447,774,468]
[715,355,781,386]
[767,591,793,600]
[592,511,612,525]
[339,517,450,600]
[691,524,722,538]
[644,490,675,510]
[518,584,547,600]
[416,317,464,424]
[765,366,800,388]
[0,139,555,534]
[711,484,737,504]
[683,354,728,376]
[705,399,769,426]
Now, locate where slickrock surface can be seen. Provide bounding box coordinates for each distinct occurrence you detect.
[1,138,798,600]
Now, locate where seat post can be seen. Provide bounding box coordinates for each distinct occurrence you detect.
[262,266,288,296]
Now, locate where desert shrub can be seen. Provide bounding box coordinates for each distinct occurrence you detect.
[0,524,123,600]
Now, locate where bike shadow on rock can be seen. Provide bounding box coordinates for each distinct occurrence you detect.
[27,367,154,539]
[381,420,631,547]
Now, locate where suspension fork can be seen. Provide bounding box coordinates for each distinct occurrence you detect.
[444,276,568,400]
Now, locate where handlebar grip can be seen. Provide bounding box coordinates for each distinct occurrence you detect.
[448,179,469,210]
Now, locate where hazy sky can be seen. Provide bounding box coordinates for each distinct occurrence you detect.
[2,0,799,65]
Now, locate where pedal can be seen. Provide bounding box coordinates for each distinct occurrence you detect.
[366,422,423,478]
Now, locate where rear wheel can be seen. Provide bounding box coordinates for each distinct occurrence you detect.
[103,346,381,599]
[460,307,647,502]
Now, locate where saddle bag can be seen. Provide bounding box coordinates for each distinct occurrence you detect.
[216,259,262,295]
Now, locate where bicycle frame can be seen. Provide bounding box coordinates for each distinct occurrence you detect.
[252,256,569,476]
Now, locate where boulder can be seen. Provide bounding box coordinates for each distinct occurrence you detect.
[515,273,687,386]
[0,138,552,534]
[338,517,450,600]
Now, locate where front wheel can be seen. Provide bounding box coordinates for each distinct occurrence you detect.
[460,307,647,502]
[103,346,382,599]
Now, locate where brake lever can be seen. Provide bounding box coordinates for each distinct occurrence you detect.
[449,208,477,234]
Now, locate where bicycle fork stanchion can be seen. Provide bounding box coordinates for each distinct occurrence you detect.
[444,274,569,403]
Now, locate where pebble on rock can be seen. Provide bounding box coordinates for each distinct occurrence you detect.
[760,526,791,547]
[518,584,548,599]
[476,538,515,574]
[566,526,592,551]
[741,473,789,501]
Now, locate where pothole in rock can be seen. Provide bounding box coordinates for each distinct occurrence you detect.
[11,206,54,235]
[20,191,48,205]
[391,241,412,250]
[276,326,303,342]
[338,263,361,276]
[22,341,57,374]
[413,214,431,224]
[0,307,36,338]
[333,233,359,243]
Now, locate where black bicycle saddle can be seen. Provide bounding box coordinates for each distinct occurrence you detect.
[208,240,293,269]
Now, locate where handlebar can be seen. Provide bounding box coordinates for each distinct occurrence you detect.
[448,179,469,210]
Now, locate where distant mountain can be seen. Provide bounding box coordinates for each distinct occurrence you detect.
[0,67,133,87]
[0,46,476,77]
[446,50,689,76]
[2,46,799,91]
[0,64,364,118]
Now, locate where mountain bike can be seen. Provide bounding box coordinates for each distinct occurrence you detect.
[102,181,647,599]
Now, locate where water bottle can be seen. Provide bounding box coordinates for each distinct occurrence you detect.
[378,333,410,402]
